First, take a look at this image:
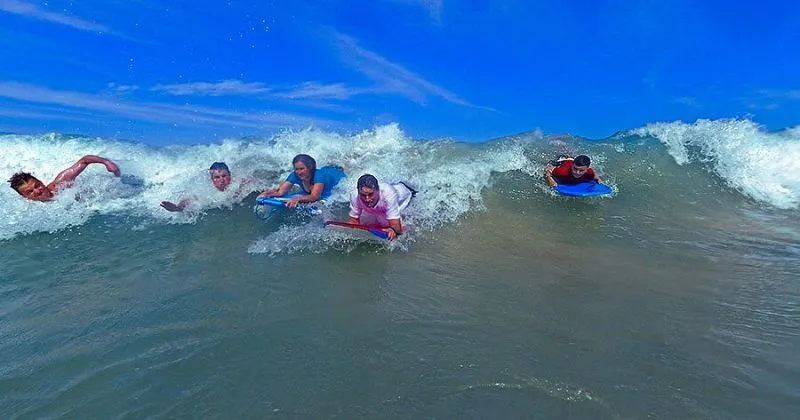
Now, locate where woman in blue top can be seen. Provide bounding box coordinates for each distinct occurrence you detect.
[257,154,345,208]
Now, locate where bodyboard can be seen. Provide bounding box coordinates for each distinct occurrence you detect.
[324,221,390,241]
[554,181,613,197]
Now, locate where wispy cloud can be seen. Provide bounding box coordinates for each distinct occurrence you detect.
[0,107,94,122]
[275,82,358,100]
[332,31,491,110]
[0,81,338,130]
[144,61,489,110]
[151,79,270,97]
[389,0,444,21]
[0,0,110,32]
[106,83,139,94]
[756,88,800,101]
[418,0,443,21]
[674,96,701,107]
[147,78,355,111]
[741,88,800,110]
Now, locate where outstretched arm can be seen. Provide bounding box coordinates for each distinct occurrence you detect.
[258,180,293,199]
[49,155,121,190]
[161,198,192,212]
[284,183,324,208]
[544,165,558,188]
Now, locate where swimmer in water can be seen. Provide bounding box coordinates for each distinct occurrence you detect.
[257,154,345,208]
[160,162,234,212]
[8,155,121,202]
[345,174,417,241]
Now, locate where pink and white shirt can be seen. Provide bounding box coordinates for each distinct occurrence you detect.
[349,182,413,226]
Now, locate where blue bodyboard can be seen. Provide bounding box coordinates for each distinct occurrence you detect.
[254,193,326,220]
[256,193,303,208]
[554,181,613,197]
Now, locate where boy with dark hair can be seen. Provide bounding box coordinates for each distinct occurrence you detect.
[8,155,121,201]
[160,161,234,212]
[545,154,603,187]
[347,174,417,241]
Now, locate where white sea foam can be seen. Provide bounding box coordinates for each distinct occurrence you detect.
[635,119,800,209]
[1,124,532,242]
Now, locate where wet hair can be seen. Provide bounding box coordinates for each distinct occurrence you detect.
[8,172,36,194]
[574,155,591,167]
[292,154,317,178]
[209,162,230,173]
[357,174,379,190]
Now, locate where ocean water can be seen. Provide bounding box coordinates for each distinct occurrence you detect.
[1,120,799,418]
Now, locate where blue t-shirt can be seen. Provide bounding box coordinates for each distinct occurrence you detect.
[286,165,345,199]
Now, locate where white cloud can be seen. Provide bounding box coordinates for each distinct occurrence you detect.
[106,83,139,94]
[389,0,443,21]
[333,31,491,110]
[0,0,109,32]
[148,79,356,111]
[0,81,338,130]
[276,82,357,100]
[742,88,800,110]
[674,96,700,107]
[151,79,269,96]
[0,107,93,122]
[419,0,443,21]
[758,88,800,101]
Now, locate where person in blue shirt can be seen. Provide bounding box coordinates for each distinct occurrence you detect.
[257,154,345,208]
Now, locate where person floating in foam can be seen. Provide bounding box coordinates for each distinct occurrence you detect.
[8,155,121,202]
[257,154,345,208]
[160,161,234,212]
[544,154,604,187]
[346,174,417,241]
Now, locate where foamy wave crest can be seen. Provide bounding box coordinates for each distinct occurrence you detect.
[635,119,800,209]
[0,133,278,240]
[1,124,533,242]
[247,124,531,254]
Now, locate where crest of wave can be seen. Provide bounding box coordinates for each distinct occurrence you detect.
[635,119,800,209]
[248,124,532,254]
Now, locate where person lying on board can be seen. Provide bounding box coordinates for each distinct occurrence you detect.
[257,154,345,208]
[8,155,121,202]
[161,161,239,212]
[544,154,604,187]
[347,174,417,241]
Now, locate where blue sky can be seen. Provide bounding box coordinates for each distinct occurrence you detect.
[1,0,798,145]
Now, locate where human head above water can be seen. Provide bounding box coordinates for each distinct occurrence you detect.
[8,172,53,201]
[357,174,379,190]
[208,161,232,191]
[356,174,380,207]
[292,154,317,181]
[569,155,592,178]
[209,162,229,172]
[573,155,591,167]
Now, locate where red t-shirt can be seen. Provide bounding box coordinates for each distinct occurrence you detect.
[552,160,595,185]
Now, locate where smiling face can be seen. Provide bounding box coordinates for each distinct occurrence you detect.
[293,161,311,182]
[17,178,54,201]
[210,168,232,191]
